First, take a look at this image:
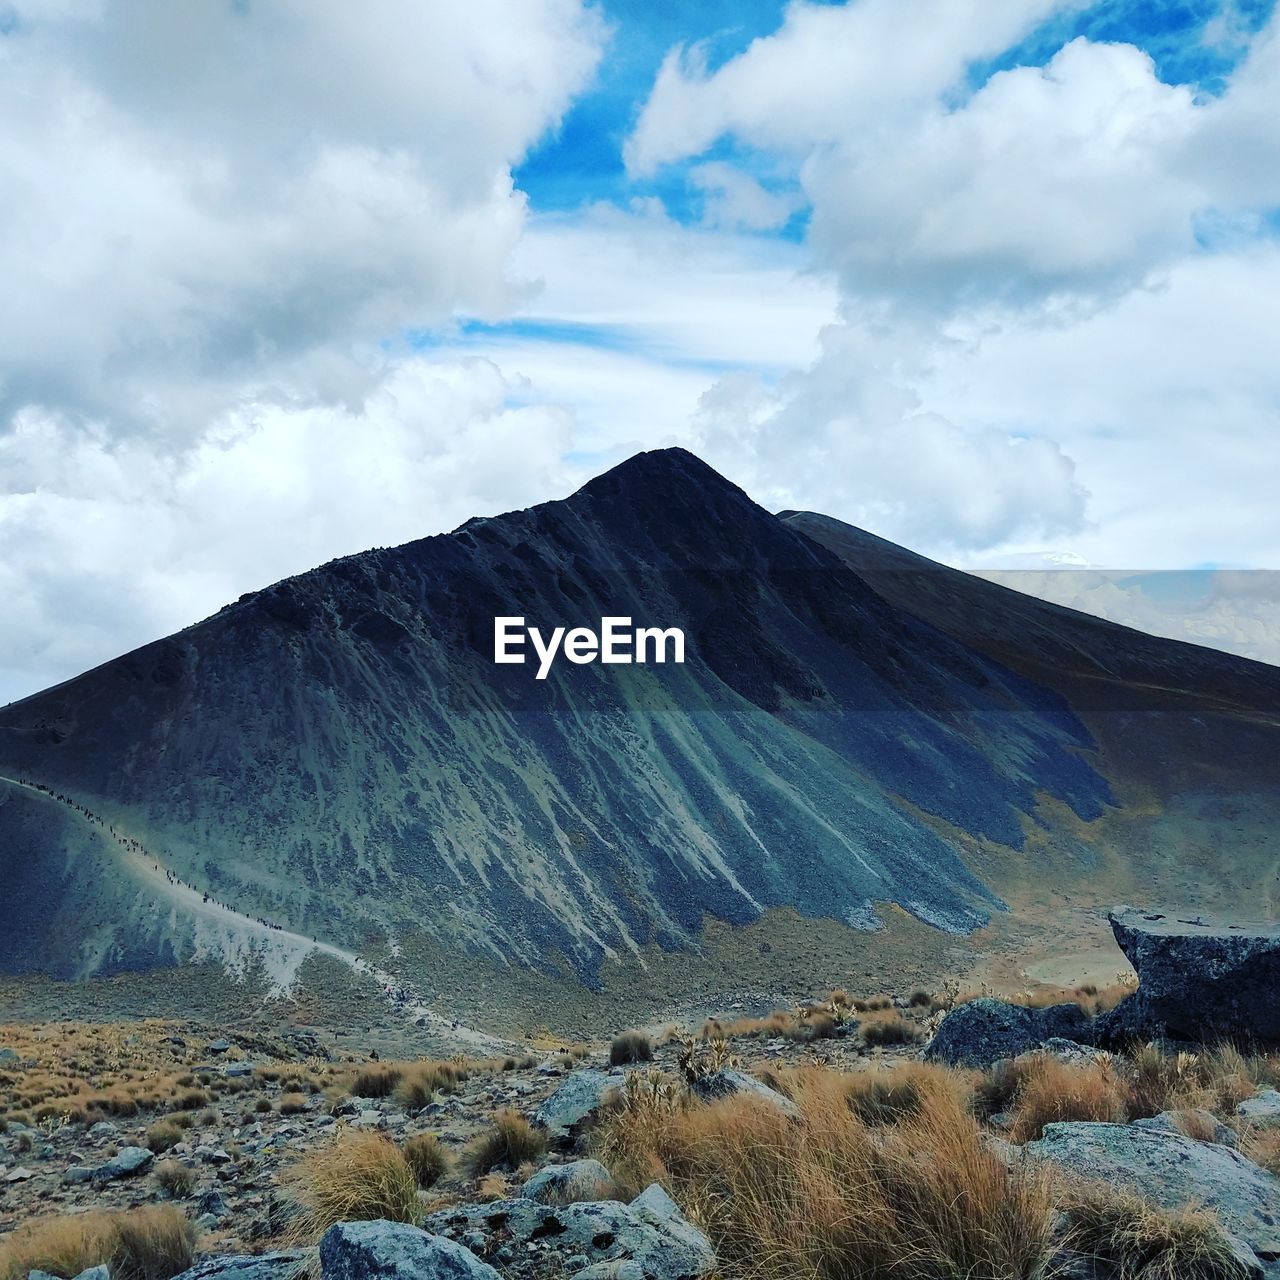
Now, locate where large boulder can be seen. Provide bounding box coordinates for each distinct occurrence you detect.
[173,1251,307,1280]
[320,1220,499,1280]
[521,1158,618,1204]
[924,998,1095,1068]
[532,1070,625,1143]
[425,1186,715,1280]
[686,1069,800,1117]
[1102,906,1280,1046]
[1239,1091,1280,1129]
[1026,1121,1280,1275]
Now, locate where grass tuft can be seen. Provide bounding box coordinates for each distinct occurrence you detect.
[288,1130,421,1240]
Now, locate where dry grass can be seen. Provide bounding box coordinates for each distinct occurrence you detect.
[288,1130,421,1240]
[1057,1181,1254,1279]
[859,1012,920,1048]
[595,1064,1054,1280]
[154,1160,197,1199]
[402,1133,450,1189]
[465,1108,548,1177]
[1008,1057,1128,1143]
[145,1120,184,1153]
[840,1061,976,1127]
[393,1061,463,1111]
[0,1205,197,1280]
[350,1064,403,1098]
[609,1031,654,1066]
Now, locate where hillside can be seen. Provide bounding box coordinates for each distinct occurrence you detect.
[1,450,1277,1020]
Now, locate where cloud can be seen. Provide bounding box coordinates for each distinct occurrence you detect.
[0,357,576,705]
[625,0,1081,176]
[689,321,1088,550]
[974,569,1280,667]
[0,0,604,434]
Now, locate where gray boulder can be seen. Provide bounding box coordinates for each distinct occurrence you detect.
[98,1146,154,1179]
[426,1189,715,1280]
[1133,1109,1238,1149]
[924,998,1094,1068]
[320,1220,499,1280]
[569,1263,645,1280]
[172,1251,307,1280]
[1026,1121,1280,1273]
[532,1070,624,1142]
[521,1158,617,1204]
[1103,906,1280,1046]
[686,1069,800,1117]
[1239,1090,1280,1129]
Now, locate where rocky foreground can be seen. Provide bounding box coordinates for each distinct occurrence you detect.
[3,908,1280,1280]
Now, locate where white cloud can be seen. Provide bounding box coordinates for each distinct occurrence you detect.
[0,358,576,705]
[0,0,604,433]
[625,0,1082,176]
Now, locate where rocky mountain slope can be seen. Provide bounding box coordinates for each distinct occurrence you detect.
[1,449,1277,1005]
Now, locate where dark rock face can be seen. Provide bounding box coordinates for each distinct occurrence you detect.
[1102,906,1280,1046]
[923,998,1096,1068]
[0,448,1124,982]
[1025,1121,1280,1277]
[320,1220,500,1280]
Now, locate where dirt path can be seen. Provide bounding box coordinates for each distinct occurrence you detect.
[0,773,505,1050]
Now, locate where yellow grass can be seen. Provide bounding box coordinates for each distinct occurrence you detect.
[288,1130,421,1240]
[0,1206,197,1280]
[595,1065,1054,1280]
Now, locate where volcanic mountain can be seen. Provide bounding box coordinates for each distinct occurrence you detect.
[2,449,1278,1011]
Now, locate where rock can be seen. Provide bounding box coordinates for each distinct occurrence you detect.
[686,1068,800,1117]
[1103,906,1280,1046]
[72,1268,111,1280]
[1134,1109,1238,1148]
[5,1165,34,1182]
[569,1264,646,1280]
[320,1219,500,1280]
[521,1159,618,1204]
[62,1165,95,1185]
[223,1063,254,1078]
[532,1070,625,1142]
[0,1048,17,1063]
[172,1250,308,1280]
[924,999,1095,1068]
[1026,1121,1280,1273]
[426,1194,715,1279]
[352,1110,386,1131]
[1239,1090,1280,1128]
[1029,1038,1105,1067]
[208,1039,233,1054]
[88,1121,118,1138]
[96,1146,154,1180]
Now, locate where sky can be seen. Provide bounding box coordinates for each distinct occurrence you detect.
[1,0,1279,703]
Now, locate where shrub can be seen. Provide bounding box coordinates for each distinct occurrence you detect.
[402,1133,450,1189]
[279,1093,309,1116]
[844,1062,974,1127]
[0,1205,197,1280]
[609,1032,654,1067]
[154,1160,196,1199]
[351,1065,403,1099]
[145,1121,183,1154]
[595,1063,1052,1280]
[1009,1058,1127,1143]
[289,1131,421,1241]
[254,1098,273,1114]
[1058,1182,1254,1280]
[394,1061,460,1112]
[170,1090,208,1112]
[465,1108,547,1177]
[860,1013,920,1047]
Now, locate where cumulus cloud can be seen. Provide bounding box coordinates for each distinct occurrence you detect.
[690,321,1087,550]
[0,0,604,433]
[0,357,576,704]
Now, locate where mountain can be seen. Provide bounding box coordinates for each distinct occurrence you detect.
[2,449,1278,1016]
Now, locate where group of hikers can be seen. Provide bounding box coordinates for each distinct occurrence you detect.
[12,773,435,1019]
[14,775,291,933]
